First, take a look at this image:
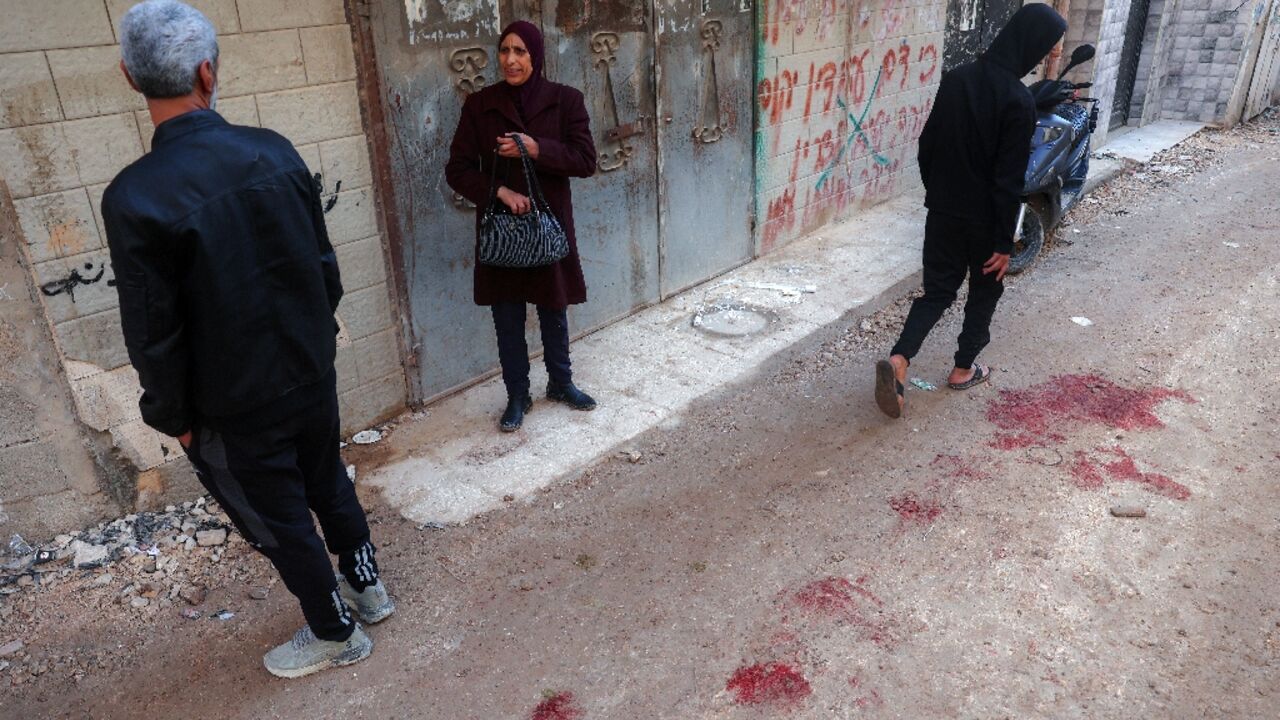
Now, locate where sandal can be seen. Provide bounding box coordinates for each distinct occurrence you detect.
[947,363,991,391]
[875,359,905,418]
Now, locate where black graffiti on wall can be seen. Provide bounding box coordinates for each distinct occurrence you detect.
[40,262,112,301]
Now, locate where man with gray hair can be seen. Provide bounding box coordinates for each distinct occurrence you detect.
[102,0,394,678]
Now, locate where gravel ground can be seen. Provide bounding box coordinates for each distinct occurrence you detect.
[2,109,1278,719]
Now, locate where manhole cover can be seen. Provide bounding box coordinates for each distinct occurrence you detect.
[692,302,776,337]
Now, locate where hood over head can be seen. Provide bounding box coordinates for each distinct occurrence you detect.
[984,4,1068,77]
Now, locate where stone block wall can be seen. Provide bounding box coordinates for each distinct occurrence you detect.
[755,0,946,253]
[0,0,406,522]
[1160,0,1269,123]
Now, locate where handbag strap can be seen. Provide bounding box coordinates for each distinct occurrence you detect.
[483,135,552,215]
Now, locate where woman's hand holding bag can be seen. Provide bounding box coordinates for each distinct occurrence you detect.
[478,134,569,269]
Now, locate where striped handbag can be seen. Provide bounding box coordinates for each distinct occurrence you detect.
[477,135,569,269]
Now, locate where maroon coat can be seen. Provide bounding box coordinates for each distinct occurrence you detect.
[445,81,597,308]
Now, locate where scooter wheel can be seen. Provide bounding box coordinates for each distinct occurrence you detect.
[1007,201,1046,276]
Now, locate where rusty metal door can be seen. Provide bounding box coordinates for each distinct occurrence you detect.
[653,0,755,296]
[362,0,507,400]
[538,1,663,335]
[359,0,755,401]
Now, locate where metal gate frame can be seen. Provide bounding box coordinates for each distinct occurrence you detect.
[1111,0,1154,130]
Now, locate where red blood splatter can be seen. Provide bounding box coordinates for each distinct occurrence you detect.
[931,454,989,482]
[531,692,583,720]
[1100,447,1191,500]
[1069,451,1107,489]
[726,662,812,706]
[1071,448,1190,499]
[986,374,1194,449]
[854,689,885,708]
[785,577,892,645]
[889,492,943,523]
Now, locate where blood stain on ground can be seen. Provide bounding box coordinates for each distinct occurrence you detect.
[931,454,989,482]
[531,692,584,720]
[889,492,944,523]
[726,662,812,706]
[784,577,893,645]
[1071,448,1190,499]
[986,374,1194,449]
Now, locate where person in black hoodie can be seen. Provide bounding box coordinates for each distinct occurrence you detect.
[875,4,1067,418]
[103,1,393,678]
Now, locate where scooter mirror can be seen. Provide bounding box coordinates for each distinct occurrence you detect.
[1059,44,1097,78]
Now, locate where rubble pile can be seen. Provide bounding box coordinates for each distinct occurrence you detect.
[0,498,272,687]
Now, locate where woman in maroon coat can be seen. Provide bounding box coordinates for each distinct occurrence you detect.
[446,21,598,432]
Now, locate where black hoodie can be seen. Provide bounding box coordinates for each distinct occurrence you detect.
[917,4,1067,253]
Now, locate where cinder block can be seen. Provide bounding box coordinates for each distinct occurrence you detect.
[322,186,378,245]
[0,52,63,128]
[319,135,373,190]
[296,143,322,176]
[354,328,402,386]
[47,46,147,120]
[0,0,115,53]
[335,344,359,393]
[256,81,361,145]
[300,25,357,84]
[106,0,241,36]
[237,0,346,33]
[64,113,144,186]
[32,248,118,323]
[0,123,80,198]
[218,30,307,97]
[336,283,392,341]
[13,188,103,264]
[335,235,388,291]
[135,96,259,151]
[53,309,130,370]
[68,363,142,432]
[109,418,178,471]
[339,371,405,435]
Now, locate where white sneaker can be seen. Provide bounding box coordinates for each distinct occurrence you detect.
[263,624,373,679]
[337,575,396,624]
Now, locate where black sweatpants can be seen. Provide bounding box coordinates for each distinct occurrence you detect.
[491,302,572,399]
[183,386,379,641]
[891,211,1005,370]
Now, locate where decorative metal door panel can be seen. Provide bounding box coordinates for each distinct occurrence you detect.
[365,0,505,400]
[538,1,663,336]
[654,0,755,296]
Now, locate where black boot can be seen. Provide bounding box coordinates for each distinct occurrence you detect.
[546,381,597,411]
[500,394,533,432]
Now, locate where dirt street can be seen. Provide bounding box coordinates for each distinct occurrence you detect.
[4,115,1279,719]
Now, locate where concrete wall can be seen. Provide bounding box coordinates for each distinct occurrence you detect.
[755,0,946,253]
[0,0,406,533]
[1159,0,1265,122]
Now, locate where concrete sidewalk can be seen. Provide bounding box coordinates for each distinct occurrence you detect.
[364,122,1204,526]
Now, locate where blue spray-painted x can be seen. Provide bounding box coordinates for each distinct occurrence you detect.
[815,67,892,191]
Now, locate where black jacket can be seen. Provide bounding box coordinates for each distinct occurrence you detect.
[918,4,1067,253]
[103,110,342,437]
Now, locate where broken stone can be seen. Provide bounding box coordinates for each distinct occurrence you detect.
[139,582,163,599]
[184,538,197,552]
[71,541,109,569]
[0,639,23,658]
[1110,505,1147,518]
[346,464,357,482]
[180,608,203,620]
[16,576,33,588]
[7,534,33,557]
[179,585,206,606]
[351,429,383,445]
[92,573,114,587]
[130,597,150,609]
[248,587,270,600]
[196,529,227,547]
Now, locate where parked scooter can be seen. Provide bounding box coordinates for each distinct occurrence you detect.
[1007,44,1100,274]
